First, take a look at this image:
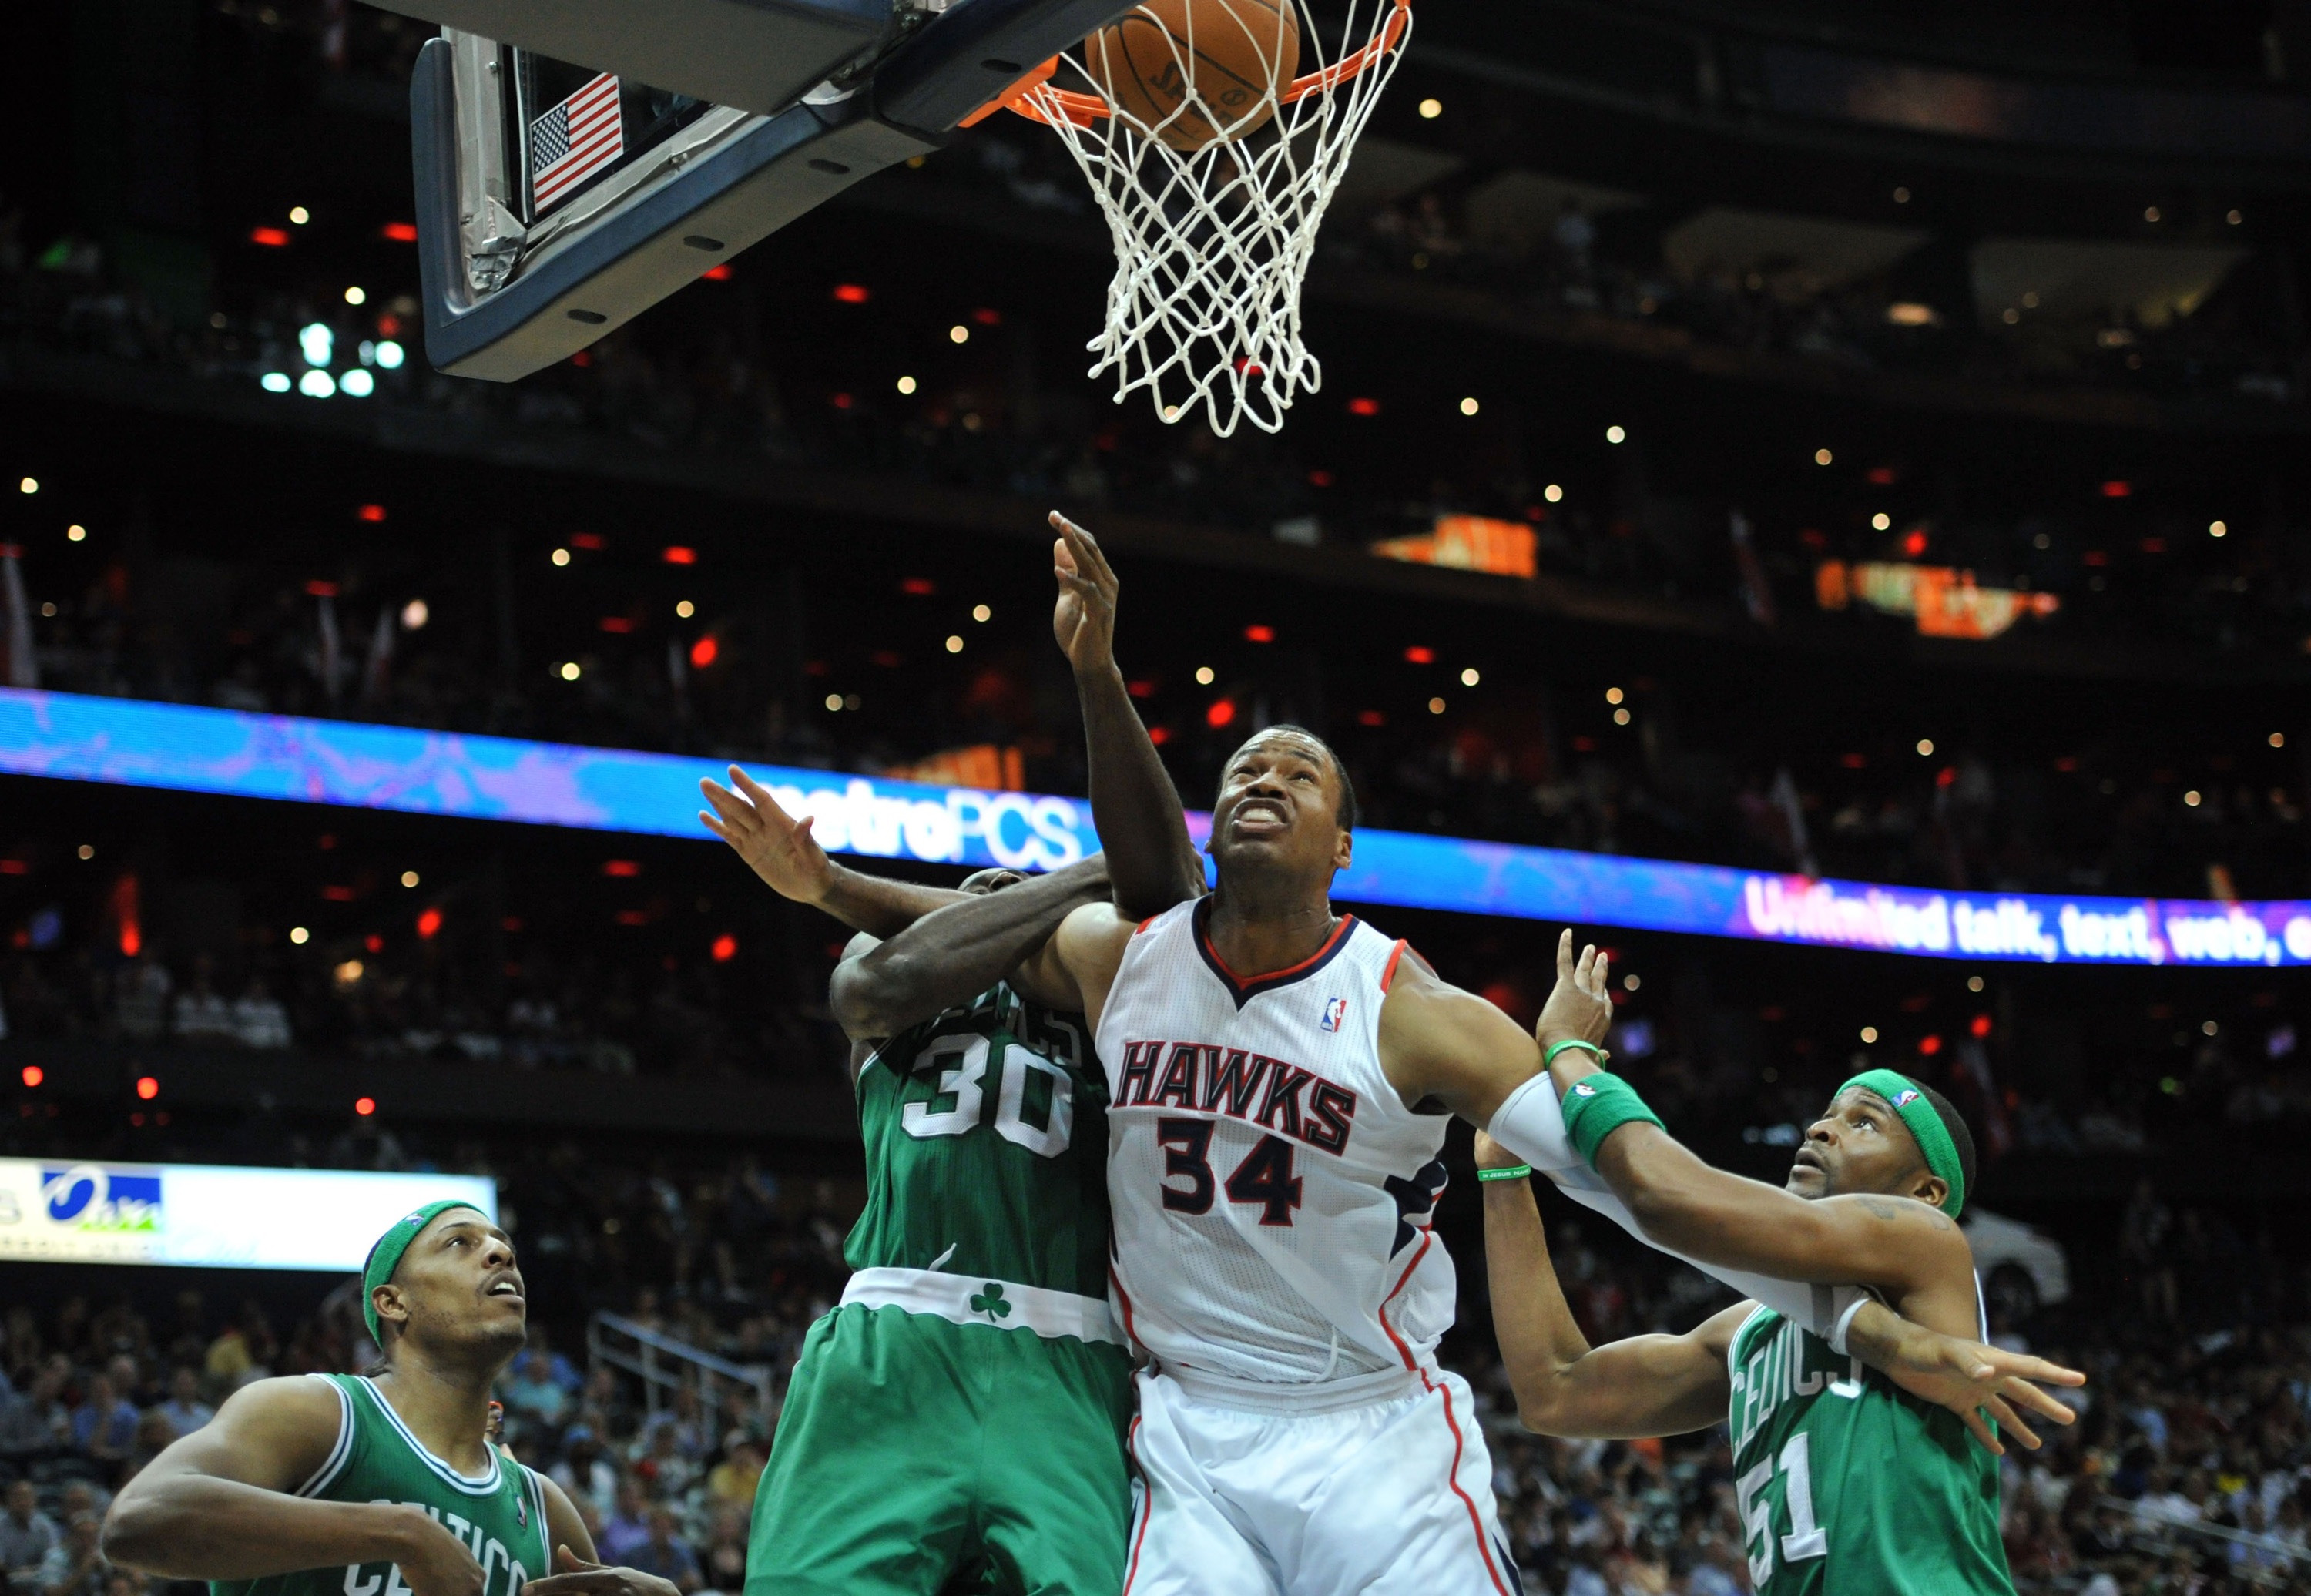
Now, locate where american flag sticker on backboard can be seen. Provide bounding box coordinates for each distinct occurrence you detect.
[530,72,624,213]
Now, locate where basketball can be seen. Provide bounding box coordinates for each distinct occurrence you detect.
[1084,0,1302,152]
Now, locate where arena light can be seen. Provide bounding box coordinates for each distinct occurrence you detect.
[711,934,738,961]
[1458,397,1479,416]
[558,662,580,681]
[400,870,420,888]
[897,375,917,394]
[289,926,310,944]
[338,370,374,397]
[2209,520,2227,538]
[355,1095,377,1116]
[1917,739,1935,756]
[1884,303,1938,327]
[1195,666,1216,685]
[289,206,310,225]
[1544,484,1563,502]
[1206,699,1236,728]
[949,324,969,344]
[1871,512,1891,531]
[832,283,871,304]
[298,370,335,398]
[381,222,419,243]
[690,635,719,668]
[1244,625,1274,643]
[1404,646,1434,664]
[250,226,290,247]
[551,548,572,566]
[260,372,290,393]
[357,504,387,523]
[972,604,991,622]
[1417,97,1442,119]
[16,478,35,495]
[1605,424,1625,444]
[1461,667,1480,686]
[1428,696,1446,714]
[1814,448,1833,466]
[136,1076,159,1101]
[21,1066,42,1088]
[373,340,405,370]
[1347,397,1380,417]
[344,286,367,306]
[662,546,697,565]
[2101,480,2132,498]
[944,635,964,653]
[300,324,334,367]
[415,907,442,938]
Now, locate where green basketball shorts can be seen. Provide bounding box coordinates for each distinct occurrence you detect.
[746,1293,1135,1596]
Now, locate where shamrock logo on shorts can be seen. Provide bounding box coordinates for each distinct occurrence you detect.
[969,1282,1013,1322]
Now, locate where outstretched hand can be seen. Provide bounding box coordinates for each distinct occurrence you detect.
[1051,511,1121,676]
[1867,1326,2086,1455]
[698,764,835,905]
[1534,929,1614,1053]
[523,1545,681,1596]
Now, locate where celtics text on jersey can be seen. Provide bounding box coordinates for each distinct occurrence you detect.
[1725,1306,2012,1596]
[213,1373,550,1596]
[844,981,1111,1307]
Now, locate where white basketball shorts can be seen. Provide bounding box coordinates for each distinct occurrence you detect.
[1122,1365,1524,1596]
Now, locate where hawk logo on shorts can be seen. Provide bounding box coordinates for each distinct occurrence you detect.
[1320,997,1348,1033]
[1571,1081,1598,1098]
[1890,1088,1921,1110]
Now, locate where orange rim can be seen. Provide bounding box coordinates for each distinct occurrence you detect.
[979,0,1410,129]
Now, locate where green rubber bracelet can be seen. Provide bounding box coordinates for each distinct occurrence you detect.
[1476,1165,1533,1182]
[1544,1038,1611,1068]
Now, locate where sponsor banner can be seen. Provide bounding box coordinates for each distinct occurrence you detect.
[2,689,2306,967]
[0,1158,495,1269]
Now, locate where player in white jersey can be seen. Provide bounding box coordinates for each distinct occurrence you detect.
[1015,516,2095,1596]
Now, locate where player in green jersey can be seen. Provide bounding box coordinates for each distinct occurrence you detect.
[102,1202,681,1596]
[697,513,1201,1596]
[1474,936,2088,1596]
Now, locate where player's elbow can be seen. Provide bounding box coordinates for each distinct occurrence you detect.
[827,960,911,1040]
[99,1494,170,1570]
[1502,1365,1572,1436]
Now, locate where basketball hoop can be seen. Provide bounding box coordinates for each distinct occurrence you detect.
[971,0,1412,436]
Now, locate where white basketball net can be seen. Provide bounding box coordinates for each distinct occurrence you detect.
[1001,0,1411,436]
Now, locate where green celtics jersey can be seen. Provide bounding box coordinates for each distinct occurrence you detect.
[846,981,1109,1299]
[1726,1306,2012,1596]
[214,1374,549,1596]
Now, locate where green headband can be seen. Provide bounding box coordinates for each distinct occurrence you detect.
[361,1199,487,1346]
[1836,1070,1967,1218]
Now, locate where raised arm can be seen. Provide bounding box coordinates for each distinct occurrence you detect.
[829,856,1114,1041]
[699,765,968,938]
[1476,1132,2086,1451]
[1049,512,1203,920]
[102,1377,483,1594]
[1476,1130,1741,1440]
[1527,932,1977,1334]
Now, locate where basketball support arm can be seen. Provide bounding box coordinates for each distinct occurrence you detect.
[405,0,1142,381]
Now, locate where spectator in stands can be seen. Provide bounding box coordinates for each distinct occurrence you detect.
[550,1425,619,1516]
[170,961,233,1044]
[599,1477,652,1564]
[501,1349,568,1429]
[1,1356,72,1455]
[69,1373,138,1466]
[153,1367,210,1437]
[622,1507,699,1595]
[697,1504,748,1594]
[702,1439,763,1514]
[2,1479,62,1587]
[31,1511,109,1596]
[230,976,291,1049]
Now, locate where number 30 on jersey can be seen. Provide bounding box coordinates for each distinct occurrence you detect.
[902,1035,1074,1157]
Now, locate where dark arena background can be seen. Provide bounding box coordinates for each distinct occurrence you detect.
[4,2,2311,1593]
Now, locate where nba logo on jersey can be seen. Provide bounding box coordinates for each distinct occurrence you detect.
[1320,996,1348,1032]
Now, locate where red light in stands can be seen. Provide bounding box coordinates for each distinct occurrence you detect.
[306,580,339,598]
[616,910,652,927]
[21,1066,42,1088]
[381,222,419,243]
[1902,530,1927,557]
[1347,397,1380,417]
[1127,679,1156,699]
[1403,646,1434,664]
[711,934,739,961]
[416,907,442,939]
[1970,1013,1993,1038]
[377,315,401,337]
[2101,481,2132,498]
[662,546,697,565]
[1243,625,1274,643]
[972,307,1001,325]
[1308,471,1333,487]
[1357,709,1386,726]
[364,934,384,953]
[1799,528,1828,551]
[1936,766,1958,788]
[1839,753,1867,769]
[689,635,719,668]
[2139,537,2166,554]
[250,227,290,247]
[1865,467,1898,486]
[355,1095,376,1116]
[356,504,387,523]
[571,350,592,367]
[2083,550,2108,566]
[832,283,871,304]
[1149,726,1172,745]
[1571,736,1597,753]
[136,1076,159,1101]
[0,859,23,873]
[571,533,606,550]
[1206,699,1237,729]
[600,616,634,633]
[701,263,733,281]
[901,578,936,595]
[2054,756,2078,772]
[832,393,854,410]
[1917,1034,1944,1056]
[322,885,357,901]
[602,860,642,877]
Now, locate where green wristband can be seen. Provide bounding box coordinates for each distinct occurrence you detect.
[1476,1165,1532,1182]
[1544,1038,1611,1068]
[1560,1071,1665,1166]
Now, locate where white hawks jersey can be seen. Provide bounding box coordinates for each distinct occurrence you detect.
[1095,898,1456,1394]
